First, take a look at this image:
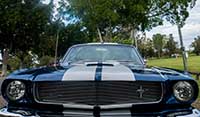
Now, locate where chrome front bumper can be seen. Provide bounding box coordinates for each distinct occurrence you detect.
[0,108,37,117]
[0,107,200,117]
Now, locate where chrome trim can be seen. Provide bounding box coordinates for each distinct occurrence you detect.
[63,103,93,109]
[177,109,200,117]
[62,112,93,116]
[62,109,132,116]
[0,107,200,117]
[0,108,36,117]
[33,82,164,109]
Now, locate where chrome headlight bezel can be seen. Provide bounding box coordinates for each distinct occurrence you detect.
[173,81,194,102]
[6,80,26,101]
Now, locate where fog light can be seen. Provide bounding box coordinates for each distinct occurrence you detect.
[173,81,194,102]
[6,81,26,101]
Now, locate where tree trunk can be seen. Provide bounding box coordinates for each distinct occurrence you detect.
[1,48,9,77]
[177,24,188,72]
[105,27,112,42]
[19,57,25,69]
[108,20,112,42]
[19,61,24,69]
[97,27,103,42]
[158,51,161,58]
[54,29,59,65]
[130,28,137,48]
[18,52,25,69]
[19,54,25,69]
[130,29,134,45]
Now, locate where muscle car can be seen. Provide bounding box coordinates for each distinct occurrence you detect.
[0,43,200,117]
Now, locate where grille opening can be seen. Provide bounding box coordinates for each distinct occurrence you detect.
[34,81,162,106]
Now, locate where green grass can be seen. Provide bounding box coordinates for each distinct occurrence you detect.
[197,80,200,99]
[148,56,200,72]
[148,56,200,98]
[197,80,200,98]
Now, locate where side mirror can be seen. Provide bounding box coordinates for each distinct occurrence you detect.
[59,59,63,63]
[143,59,148,65]
[48,59,61,67]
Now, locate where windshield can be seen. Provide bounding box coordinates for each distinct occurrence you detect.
[62,45,143,65]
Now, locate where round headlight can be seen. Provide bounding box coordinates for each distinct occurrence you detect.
[6,81,26,101]
[173,81,194,102]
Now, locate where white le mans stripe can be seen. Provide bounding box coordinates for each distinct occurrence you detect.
[62,65,97,81]
[101,64,135,81]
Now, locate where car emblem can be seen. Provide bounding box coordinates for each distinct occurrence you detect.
[136,85,149,98]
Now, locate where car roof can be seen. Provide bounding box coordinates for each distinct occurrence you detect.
[71,42,135,48]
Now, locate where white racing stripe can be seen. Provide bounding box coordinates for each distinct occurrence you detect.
[101,64,135,81]
[62,65,97,81]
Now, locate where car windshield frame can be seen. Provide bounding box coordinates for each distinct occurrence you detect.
[61,44,144,66]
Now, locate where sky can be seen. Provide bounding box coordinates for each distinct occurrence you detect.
[146,0,200,50]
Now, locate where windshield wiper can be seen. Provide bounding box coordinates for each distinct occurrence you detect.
[68,59,97,64]
[117,60,136,62]
[116,60,144,66]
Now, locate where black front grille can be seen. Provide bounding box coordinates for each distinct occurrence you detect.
[34,81,162,106]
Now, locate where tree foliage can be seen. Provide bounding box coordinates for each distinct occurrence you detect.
[58,23,92,56]
[60,0,197,42]
[0,0,53,68]
[0,0,53,75]
[138,38,155,58]
[164,0,196,27]
[152,34,166,58]
[0,0,52,51]
[0,0,198,73]
[164,34,178,57]
[59,0,121,41]
[191,36,200,55]
[38,55,54,66]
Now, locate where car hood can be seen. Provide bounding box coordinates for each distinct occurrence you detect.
[7,62,193,82]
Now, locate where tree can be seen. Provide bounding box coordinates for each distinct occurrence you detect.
[164,34,178,57]
[38,56,54,66]
[164,0,197,71]
[0,0,53,75]
[57,23,92,57]
[32,21,60,58]
[152,34,166,58]
[59,0,121,42]
[191,36,200,55]
[138,37,155,58]
[61,0,197,44]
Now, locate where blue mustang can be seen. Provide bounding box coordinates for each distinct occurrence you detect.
[0,43,200,117]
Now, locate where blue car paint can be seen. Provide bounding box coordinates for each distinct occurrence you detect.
[1,43,199,116]
[6,65,194,82]
[1,77,198,116]
[3,65,198,107]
